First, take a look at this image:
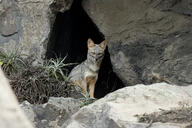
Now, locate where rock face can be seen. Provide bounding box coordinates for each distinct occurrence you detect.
[64,83,192,128]
[18,83,192,128]
[1,0,191,86]
[0,0,73,63]
[83,0,192,86]
[21,97,82,128]
[0,68,33,128]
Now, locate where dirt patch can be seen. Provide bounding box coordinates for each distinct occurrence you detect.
[3,58,83,104]
[136,107,192,127]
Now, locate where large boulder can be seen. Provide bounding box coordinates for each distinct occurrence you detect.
[21,97,82,128]
[0,68,33,128]
[0,0,73,64]
[64,83,192,128]
[83,0,192,86]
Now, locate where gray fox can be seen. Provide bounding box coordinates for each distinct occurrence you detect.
[68,38,106,98]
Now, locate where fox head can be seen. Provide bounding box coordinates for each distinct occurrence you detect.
[87,38,106,63]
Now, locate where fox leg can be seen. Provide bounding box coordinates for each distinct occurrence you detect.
[86,76,97,98]
[88,79,96,98]
[80,81,87,95]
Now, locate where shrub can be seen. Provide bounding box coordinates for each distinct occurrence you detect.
[0,50,26,75]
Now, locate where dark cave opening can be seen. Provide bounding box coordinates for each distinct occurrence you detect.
[46,0,125,98]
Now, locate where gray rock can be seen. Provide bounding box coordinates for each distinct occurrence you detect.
[0,68,33,128]
[83,0,192,86]
[0,0,73,64]
[0,0,19,37]
[64,83,192,128]
[21,97,82,128]
[0,0,20,46]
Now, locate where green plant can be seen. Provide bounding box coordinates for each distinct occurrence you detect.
[44,56,76,81]
[80,92,97,107]
[0,49,26,74]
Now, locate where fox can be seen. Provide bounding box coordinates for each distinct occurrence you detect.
[68,38,107,98]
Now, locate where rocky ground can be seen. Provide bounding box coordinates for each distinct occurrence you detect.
[18,83,192,128]
[138,107,192,125]
[2,59,192,128]
[2,68,192,128]
[1,0,192,128]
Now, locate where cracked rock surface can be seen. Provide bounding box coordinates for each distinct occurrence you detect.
[0,0,73,63]
[21,97,82,128]
[83,0,192,86]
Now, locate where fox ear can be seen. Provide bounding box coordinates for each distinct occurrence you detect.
[99,40,107,49]
[88,38,95,48]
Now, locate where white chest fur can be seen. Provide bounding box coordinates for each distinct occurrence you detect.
[84,71,98,78]
[84,64,98,80]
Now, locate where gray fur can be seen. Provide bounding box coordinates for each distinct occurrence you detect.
[67,39,106,97]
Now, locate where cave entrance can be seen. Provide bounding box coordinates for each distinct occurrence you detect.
[46,0,125,98]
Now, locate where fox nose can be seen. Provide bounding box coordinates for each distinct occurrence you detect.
[95,56,99,61]
[94,57,97,61]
